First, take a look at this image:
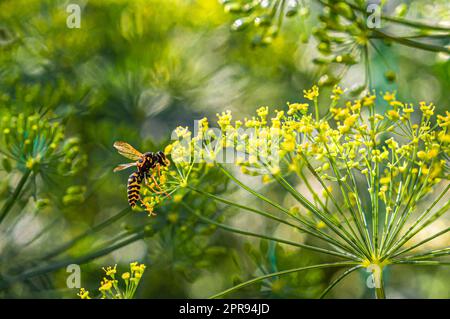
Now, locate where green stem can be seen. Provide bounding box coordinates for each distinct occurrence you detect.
[372,30,450,53]
[319,265,363,298]
[373,267,386,299]
[209,261,357,298]
[39,207,131,261]
[392,260,450,266]
[336,0,450,32]
[188,185,356,255]
[0,170,31,224]
[182,202,358,260]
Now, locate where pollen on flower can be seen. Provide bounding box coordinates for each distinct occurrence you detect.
[383,91,396,102]
[287,102,308,115]
[80,262,147,299]
[103,264,117,277]
[331,85,345,101]
[217,110,233,129]
[77,288,90,299]
[303,85,319,101]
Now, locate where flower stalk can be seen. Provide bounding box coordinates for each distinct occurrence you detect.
[0,170,31,224]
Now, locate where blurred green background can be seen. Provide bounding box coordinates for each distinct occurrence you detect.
[0,0,448,298]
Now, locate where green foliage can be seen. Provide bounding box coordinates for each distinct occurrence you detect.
[0,0,448,299]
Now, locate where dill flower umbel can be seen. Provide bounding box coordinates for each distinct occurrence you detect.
[0,112,87,176]
[0,111,88,223]
[78,262,146,299]
[156,84,449,299]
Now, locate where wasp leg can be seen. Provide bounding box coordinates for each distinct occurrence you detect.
[143,174,165,195]
[149,173,172,199]
[139,198,157,216]
[156,164,162,179]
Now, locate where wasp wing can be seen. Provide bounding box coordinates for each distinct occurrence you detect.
[113,162,137,172]
[113,141,143,161]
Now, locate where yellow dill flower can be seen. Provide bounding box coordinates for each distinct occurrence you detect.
[217,110,232,129]
[131,262,146,274]
[350,100,362,112]
[387,109,399,121]
[303,85,319,101]
[80,262,148,299]
[427,148,439,159]
[402,104,414,113]
[386,138,398,149]
[390,100,404,108]
[164,143,173,155]
[437,132,450,143]
[363,94,376,107]
[338,114,358,134]
[331,85,345,101]
[257,106,269,119]
[383,91,396,102]
[99,278,113,292]
[174,126,191,138]
[281,133,296,152]
[417,151,426,160]
[419,102,435,117]
[437,111,450,127]
[332,107,350,121]
[77,288,91,299]
[197,117,209,134]
[287,102,309,115]
[103,264,117,277]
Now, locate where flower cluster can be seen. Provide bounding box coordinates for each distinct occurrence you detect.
[131,84,448,298]
[0,112,87,176]
[165,85,448,200]
[78,262,146,299]
[140,84,450,227]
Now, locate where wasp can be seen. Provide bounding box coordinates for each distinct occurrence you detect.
[113,141,170,209]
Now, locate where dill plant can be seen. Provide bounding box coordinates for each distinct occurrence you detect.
[0,112,87,223]
[78,262,146,299]
[146,85,449,298]
[222,0,450,89]
[0,111,89,293]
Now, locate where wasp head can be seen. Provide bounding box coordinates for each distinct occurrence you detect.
[155,151,169,167]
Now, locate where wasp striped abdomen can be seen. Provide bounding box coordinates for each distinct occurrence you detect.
[127,172,143,207]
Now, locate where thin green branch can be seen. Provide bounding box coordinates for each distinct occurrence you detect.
[38,207,131,261]
[394,248,450,262]
[389,227,450,260]
[210,261,358,299]
[392,260,450,266]
[372,30,450,53]
[182,202,359,261]
[0,170,31,224]
[188,185,357,256]
[319,265,363,298]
